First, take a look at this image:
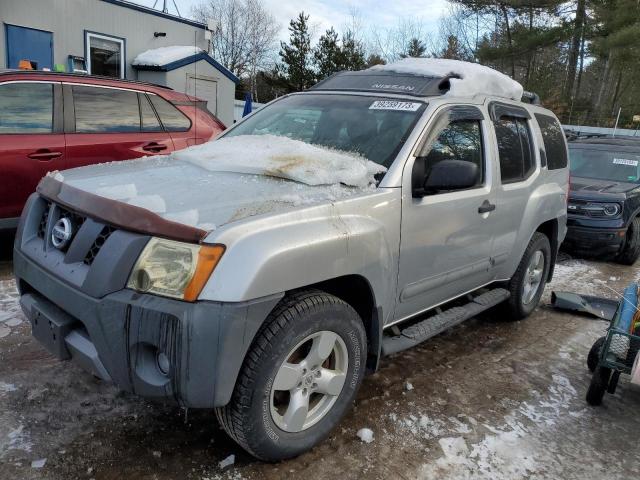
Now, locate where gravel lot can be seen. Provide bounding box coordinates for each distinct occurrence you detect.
[1,230,639,480]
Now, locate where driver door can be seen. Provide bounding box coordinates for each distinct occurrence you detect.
[394,105,498,321]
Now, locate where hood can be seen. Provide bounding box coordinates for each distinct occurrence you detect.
[570,176,638,198]
[53,135,385,231]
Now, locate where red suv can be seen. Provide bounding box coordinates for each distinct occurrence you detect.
[0,71,225,229]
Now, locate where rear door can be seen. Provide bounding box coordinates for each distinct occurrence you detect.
[0,81,65,222]
[488,102,540,269]
[63,84,175,169]
[395,105,498,321]
[148,94,201,148]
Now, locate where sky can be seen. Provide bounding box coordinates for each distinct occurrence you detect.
[131,0,449,41]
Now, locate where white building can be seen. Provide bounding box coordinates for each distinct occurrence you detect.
[0,0,239,124]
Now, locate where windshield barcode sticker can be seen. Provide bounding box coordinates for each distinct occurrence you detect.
[613,158,639,166]
[369,101,422,111]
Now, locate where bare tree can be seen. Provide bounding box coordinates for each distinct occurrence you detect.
[191,0,280,100]
[369,18,436,62]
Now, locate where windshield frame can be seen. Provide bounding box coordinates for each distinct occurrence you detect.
[221,91,428,170]
[568,143,640,184]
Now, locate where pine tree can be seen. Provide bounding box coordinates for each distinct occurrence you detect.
[314,28,342,79]
[278,12,316,91]
[401,38,427,58]
[340,31,367,72]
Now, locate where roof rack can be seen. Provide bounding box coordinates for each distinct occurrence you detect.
[0,69,173,90]
[521,91,540,105]
[310,70,452,97]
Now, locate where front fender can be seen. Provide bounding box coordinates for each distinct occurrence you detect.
[199,190,401,323]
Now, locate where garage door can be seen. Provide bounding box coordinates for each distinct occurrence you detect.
[6,24,53,70]
[186,75,218,116]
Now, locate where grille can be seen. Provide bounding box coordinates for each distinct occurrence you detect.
[84,225,115,265]
[37,202,51,238]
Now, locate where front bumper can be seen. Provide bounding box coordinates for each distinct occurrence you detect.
[563,225,627,257]
[14,248,280,407]
[13,193,281,408]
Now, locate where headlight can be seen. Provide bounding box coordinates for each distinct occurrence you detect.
[127,238,224,301]
[583,202,622,217]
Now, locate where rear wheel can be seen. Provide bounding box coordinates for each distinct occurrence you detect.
[215,290,367,461]
[504,232,551,321]
[617,217,640,265]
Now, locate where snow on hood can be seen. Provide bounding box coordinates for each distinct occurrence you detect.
[173,135,386,188]
[132,46,203,67]
[369,58,524,101]
[53,135,385,230]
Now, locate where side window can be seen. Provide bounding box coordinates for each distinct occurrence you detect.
[535,113,567,170]
[139,94,163,133]
[73,86,140,133]
[418,119,484,189]
[494,116,534,183]
[0,83,53,134]
[149,95,191,132]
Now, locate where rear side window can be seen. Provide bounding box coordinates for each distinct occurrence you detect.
[149,95,191,131]
[139,94,163,132]
[0,83,53,133]
[73,86,140,133]
[494,117,534,183]
[535,113,567,170]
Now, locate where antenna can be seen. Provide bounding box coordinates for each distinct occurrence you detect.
[151,0,181,17]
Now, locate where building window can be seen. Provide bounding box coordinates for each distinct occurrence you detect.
[85,32,125,78]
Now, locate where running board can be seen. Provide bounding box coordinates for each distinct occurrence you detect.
[381,288,510,356]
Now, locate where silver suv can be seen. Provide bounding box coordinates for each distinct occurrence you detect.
[13,64,568,461]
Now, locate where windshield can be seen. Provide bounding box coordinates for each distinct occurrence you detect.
[569,146,640,183]
[224,94,426,167]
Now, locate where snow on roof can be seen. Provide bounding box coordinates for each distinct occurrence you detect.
[369,58,524,101]
[173,134,386,188]
[132,46,204,67]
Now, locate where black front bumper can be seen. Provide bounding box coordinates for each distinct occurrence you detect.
[563,225,627,257]
[14,194,282,408]
[14,244,281,409]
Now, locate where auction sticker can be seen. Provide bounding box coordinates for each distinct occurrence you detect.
[613,158,639,167]
[369,100,422,111]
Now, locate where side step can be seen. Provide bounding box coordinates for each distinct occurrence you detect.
[381,288,510,356]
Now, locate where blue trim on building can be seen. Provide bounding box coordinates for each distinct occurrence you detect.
[134,52,240,84]
[84,30,127,79]
[100,0,206,29]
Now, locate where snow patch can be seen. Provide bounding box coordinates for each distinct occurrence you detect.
[175,135,386,188]
[356,428,375,443]
[218,454,235,469]
[405,382,414,391]
[132,46,203,67]
[31,458,46,468]
[369,58,524,101]
[0,382,17,393]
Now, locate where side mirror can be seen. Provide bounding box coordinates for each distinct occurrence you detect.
[417,159,478,196]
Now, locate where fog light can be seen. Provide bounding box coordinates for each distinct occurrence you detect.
[156,351,170,375]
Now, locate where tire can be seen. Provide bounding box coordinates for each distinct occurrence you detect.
[504,232,551,321]
[586,365,611,406]
[616,217,640,265]
[587,336,606,373]
[215,290,367,462]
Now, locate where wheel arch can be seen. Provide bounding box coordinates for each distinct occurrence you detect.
[535,218,559,281]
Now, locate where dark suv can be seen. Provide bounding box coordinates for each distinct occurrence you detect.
[565,135,640,264]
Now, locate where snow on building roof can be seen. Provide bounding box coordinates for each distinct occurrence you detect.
[369,58,524,101]
[132,46,240,84]
[132,46,204,67]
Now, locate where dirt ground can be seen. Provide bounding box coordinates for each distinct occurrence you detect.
[1,230,639,480]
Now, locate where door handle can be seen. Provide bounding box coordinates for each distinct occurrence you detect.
[142,142,168,152]
[478,200,496,214]
[28,149,62,161]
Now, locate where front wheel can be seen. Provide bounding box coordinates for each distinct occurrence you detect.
[504,232,551,321]
[586,365,612,406]
[616,217,640,265]
[215,290,367,461]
